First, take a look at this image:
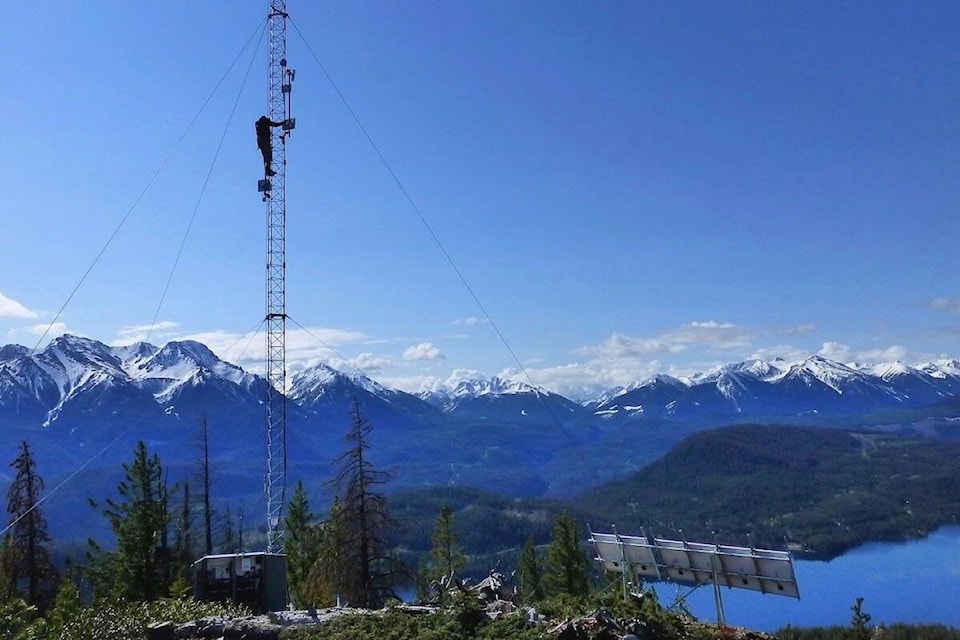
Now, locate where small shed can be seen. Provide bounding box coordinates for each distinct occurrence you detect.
[192,552,286,613]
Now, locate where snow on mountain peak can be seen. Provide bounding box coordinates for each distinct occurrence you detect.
[0,344,29,363]
[289,361,388,402]
[916,360,960,380]
[292,362,338,388]
[450,376,541,399]
[114,342,159,373]
[38,335,127,393]
[868,361,917,380]
[131,340,249,384]
[690,359,784,385]
[933,359,960,376]
[737,358,787,380]
[790,355,864,392]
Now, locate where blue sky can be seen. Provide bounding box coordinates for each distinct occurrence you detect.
[2,1,958,399]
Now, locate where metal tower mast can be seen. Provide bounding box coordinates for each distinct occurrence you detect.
[263,0,295,554]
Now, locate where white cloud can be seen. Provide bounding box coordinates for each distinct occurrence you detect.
[577,321,754,361]
[930,298,960,314]
[28,322,68,337]
[664,321,754,349]
[575,332,676,359]
[174,325,368,376]
[0,292,38,319]
[444,368,486,386]
[776,323,817,336]
[329,352,394,374]
[381,367,485,395]
[749,345,809,362]
[403,341,444,361]
[537,321,758,398]
[378,374,443,393]
[453,316,489,327]
[495,362,664,402]
[283,326,368,369]
[113,321,180,344]
[855,345,910,362]
[818,342,916,364]
[818,341,854,361]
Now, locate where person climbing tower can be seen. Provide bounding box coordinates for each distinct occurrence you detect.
[256,115,284,176]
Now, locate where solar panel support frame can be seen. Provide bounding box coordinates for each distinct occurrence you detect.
[589,526,800,628]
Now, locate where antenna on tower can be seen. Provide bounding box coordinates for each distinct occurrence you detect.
[261,0,295,555]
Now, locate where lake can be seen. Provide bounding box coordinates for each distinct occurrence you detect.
[650,526,960,631]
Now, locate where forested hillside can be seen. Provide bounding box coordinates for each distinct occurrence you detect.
[571,424,960,557]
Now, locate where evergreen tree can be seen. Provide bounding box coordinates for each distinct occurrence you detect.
[4,440,59,610]
[285,481,320,607]
[545,511,590,599]
[429,504,465,594]
[172,481,194,588]
[44,579,82,639]
[518,536,543,603]
[88,440,172,600]
[306,495,349,607]
[0,596,41,639]
[0,536,16,600]
[849,597,872,640]
[198,415,214,556]
[328,398,399,608]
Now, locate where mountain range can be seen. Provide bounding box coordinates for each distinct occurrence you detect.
[1,335,959,541]
[589,355,960,422]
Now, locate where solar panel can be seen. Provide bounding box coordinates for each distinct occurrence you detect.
[589,528,800,600]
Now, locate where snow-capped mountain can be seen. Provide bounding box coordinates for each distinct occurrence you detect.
[2,335,960,543]
[0,344,29,363]
[288,362,444,431]
[590,355,960,422]
[420,376,592,425]
[588,373,691,419]
[864,360,960,407]
[4,337,960,435]
[0,335,163,432]
[0,335,275,449]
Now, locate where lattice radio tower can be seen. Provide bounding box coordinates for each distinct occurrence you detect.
[260,0,295,554]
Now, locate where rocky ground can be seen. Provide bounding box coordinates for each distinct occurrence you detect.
[149,607,774,640]
[146,572,776,640]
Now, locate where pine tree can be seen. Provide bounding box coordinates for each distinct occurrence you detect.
[88,440,172,600]
[328,398,399,608]
[172,481,193,589]
[198,415,215,556]
[518,536,543,603]
[4,440,59,610]
[849,597,872,640]
[306,495,349,607]
[545,511,590,599]
[44,579,82,639]
[285,481,320,607]
[429,504,465,595]
[0,536,16,600]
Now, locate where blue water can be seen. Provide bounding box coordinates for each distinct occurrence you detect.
[650,526,960,631]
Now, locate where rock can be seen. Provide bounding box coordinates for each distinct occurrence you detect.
[146,621,175,640]
[222,619,281,639]
[175,615,279,639]
[179,616,225,638]
[550,609,628,640]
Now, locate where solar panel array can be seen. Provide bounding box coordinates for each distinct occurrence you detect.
[590,530,800,599]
